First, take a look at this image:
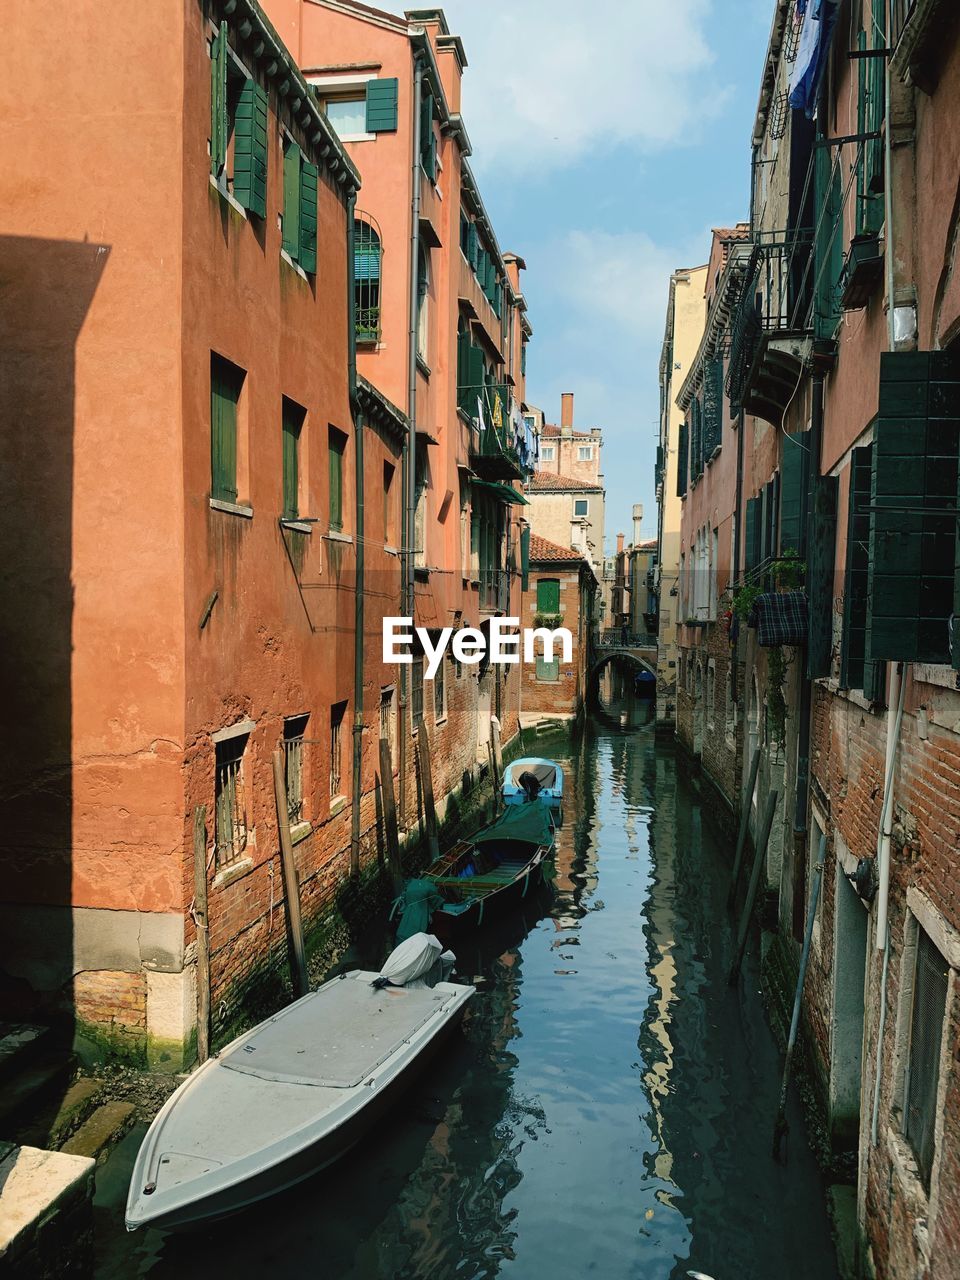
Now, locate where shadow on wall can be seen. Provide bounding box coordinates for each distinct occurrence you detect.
[0,235,110,1048]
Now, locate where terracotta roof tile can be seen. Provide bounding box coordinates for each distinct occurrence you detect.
[529,534,585,563]
[528,471,602,493]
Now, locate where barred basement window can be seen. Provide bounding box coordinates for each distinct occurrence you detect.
[283,714,308,826]
[784,2,805,61]
[215,734,248,867]
[434,656,446,722]
[379,687,396,756]
[330,701,347,799]
[903,926,949,1191]
[412,657,424,729]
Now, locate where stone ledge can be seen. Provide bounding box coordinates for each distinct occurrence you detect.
[0,1145,94,1278]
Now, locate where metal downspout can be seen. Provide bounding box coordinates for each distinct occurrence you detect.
[347,192,364,878]
[399,57,424,828]
[872,41,907,1144]
[793,373,823,841]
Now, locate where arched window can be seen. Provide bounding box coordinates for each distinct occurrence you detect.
[354,215,381,342]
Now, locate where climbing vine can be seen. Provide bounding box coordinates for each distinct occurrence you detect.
[767,644,789,750]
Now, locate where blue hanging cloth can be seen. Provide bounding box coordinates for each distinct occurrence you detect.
[789,0,839,118]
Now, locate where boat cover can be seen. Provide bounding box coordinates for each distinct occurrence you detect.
[506,761,558,788]
[220,979,456,1089]
[378,932,443,986]
[473,801,554,848]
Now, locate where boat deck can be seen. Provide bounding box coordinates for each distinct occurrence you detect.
[431,861,528,895]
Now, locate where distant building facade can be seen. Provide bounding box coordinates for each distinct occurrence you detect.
[519,535,597,726]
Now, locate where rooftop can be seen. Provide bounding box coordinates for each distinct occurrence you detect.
[529,534,586,563]
[528,471,603,494]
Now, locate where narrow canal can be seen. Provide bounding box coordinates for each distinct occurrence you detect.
[95,666,839,1280]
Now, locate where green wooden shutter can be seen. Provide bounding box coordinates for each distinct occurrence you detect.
[840,445,873,689]
[676,421,688,497]
[537,578,560,614]
[420,91,435,177]
[299,161,318,274]
[520,524,531,591]
[744,496,759,574]
[283,142,301,258]
[328,430,345,530]
[865,0,885,219]
[365,77,398,132]
[467,345,485,417]
[807,476,839,679]
[211,357,238,503]
[466,222,478,270]
[536,657,560,682]
[233,80,268,217]
[867,351,960,664]
[814,140,844,340]
[210,21,228,177]
[780,430,810,554]
[282,401,300,520]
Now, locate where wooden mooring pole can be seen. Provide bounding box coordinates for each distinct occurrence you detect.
[379,736,403,890]
[272,749,309,999]
[416,730,440,859]
[490,718,504,803]
[727,748,761,909]
[192,805,211,1064]
[728,788,779,986]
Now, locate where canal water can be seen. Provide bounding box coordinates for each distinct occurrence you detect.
[95,665,839,1280]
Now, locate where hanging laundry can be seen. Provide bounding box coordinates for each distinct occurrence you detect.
[789,0,838,118]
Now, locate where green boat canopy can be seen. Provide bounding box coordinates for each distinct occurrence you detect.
[473,800,554,847]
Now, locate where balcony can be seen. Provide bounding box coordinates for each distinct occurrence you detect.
[458,255,504,362]
[461,385,533,481]
[726,233,814,426]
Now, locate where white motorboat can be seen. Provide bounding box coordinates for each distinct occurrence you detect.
[125,936,472,1232]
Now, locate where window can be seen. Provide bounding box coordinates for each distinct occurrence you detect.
[383,460,397,546]
[209,24,267,218]
[281,397,305,520]
[211,353,244,503]
[541,445,555,461]
[379,687,396,758]
[325,97,366,137]
[574,498,589,517]
[903,926,949,1191]
[329,701,347,799]
[214,733,248,867]
[354,216,382,342]
[536,578,561,616]
[328,427,347,532]
[706,660,716,728]
[420,89,437,179]
[414,443,428,568]
[416,241,430,361]
[411,657,424,729]
[283,714,308,826]
[282,139,318,274]
[536,656,560,682]
[577,445,593,461]
[434,654,446,722]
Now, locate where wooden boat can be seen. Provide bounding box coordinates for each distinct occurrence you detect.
[424,800,556,943]
[500,757,564,814]
[125,943,472,1233]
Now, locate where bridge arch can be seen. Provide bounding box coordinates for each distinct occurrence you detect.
[589,648,657,683]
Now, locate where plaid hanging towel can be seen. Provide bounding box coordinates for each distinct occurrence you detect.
[755,590,808,647]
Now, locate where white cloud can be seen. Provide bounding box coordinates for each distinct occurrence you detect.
[411,0,725,174]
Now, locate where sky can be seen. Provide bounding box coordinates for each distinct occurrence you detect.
[386,0,775,549]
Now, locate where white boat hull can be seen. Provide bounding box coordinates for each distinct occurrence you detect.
[125,972,473,1232]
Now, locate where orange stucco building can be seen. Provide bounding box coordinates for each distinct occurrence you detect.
[1,0,534,1068]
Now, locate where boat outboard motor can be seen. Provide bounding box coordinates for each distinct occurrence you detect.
[371,932,445,989]
[518,770,542,803]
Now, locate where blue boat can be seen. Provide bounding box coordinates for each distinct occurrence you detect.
[501,757,564,814]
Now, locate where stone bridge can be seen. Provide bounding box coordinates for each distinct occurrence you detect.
[588,632,658,683]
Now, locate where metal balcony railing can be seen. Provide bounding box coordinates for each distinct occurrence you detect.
[598,629,657,649]
[460,384,536,477]
[726,232,814,411]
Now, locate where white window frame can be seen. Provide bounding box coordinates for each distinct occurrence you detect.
[307,73,376,144]
[887,885,959,1257]
[573,498,589,517]
[540,445,555,461]
[577,444,593,461]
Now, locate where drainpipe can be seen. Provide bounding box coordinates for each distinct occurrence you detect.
[732,405,745,704]
[347,192,364,878]
[398,56,424,828]
[793,373,823,842]
[871,44,908,1146]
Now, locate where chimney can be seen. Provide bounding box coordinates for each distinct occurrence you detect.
[616,532,625,554]
[561,392,574,436]
[632,504,643,545]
